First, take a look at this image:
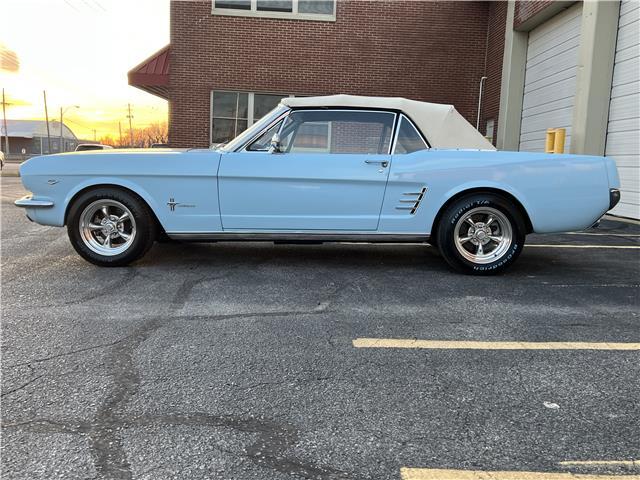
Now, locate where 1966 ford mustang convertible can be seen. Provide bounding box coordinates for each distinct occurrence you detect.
[15,95,621,274]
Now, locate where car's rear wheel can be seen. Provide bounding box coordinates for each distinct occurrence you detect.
[67,188,156,267]
[436,193,526,275]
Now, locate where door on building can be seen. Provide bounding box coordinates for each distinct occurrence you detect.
[605,0,640,219]
[217,109,394,231]
[519,3,583,152]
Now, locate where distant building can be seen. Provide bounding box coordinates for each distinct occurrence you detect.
[0,120,78,157]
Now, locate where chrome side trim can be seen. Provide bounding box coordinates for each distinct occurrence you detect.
[395,187,428,214]
[14,195,54,208]
[167,232,429,243]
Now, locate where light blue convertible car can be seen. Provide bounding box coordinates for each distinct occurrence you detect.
[15,95,620,274]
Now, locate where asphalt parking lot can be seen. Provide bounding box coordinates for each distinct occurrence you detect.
[1,176,639,480]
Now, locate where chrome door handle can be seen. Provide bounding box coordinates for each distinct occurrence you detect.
[364,160,389,168]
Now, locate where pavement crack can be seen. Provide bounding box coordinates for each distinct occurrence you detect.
[4,336,134,369]
[1,374,45,397]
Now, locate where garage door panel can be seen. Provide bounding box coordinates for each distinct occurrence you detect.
[520,109,574,134]
[606,131,640,156]
[611,56,640,85]
[524,64,579,95]
[606,0,640,219]
[524,51,580,86]
[621,0,639,16]
[522,96,574,118]
[608,93,640,121]
[618,166,640,188]
[610,81,640,101]
[611,201,640,219]
[519,3,581,154]
[609,154,640,169]
[613,42,640,63]
[522,77,578,110]
[619,4,639,27]
[527,7,581,50]
[527,29,581,66]
[607,117,640,136]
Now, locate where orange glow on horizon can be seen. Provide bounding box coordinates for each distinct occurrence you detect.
[1,0,169,142]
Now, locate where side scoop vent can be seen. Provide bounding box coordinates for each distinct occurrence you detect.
[396,187,428,215]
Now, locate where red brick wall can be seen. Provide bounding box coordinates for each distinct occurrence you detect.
[169,0,494,148]
[480,0,507,144]
[514,0,556,29]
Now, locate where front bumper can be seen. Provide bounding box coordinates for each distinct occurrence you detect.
[609,188,621,210]
[14,194,54,208]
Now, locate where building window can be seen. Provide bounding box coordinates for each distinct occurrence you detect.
[211,91,291,145]
[213,0,336,21]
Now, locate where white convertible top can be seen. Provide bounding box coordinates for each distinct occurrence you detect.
[281,94,496,150]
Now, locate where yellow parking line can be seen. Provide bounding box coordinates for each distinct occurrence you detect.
[559,460,640,467]
[400,468,640,479]
[526,244,640,249]
[352,338,640,350]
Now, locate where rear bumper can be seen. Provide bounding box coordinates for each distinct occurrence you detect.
[14,194,54,208]
[609,188,621,210]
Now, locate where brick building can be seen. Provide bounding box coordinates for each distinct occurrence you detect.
[130,0,639,219]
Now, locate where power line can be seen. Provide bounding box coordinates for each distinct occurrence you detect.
[62,0,80,12]
[90,0,106,11]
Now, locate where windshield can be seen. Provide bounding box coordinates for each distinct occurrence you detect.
[219,104,289,152]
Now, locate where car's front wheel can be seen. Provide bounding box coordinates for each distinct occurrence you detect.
[436,193,526,275]
[67,188,156,267]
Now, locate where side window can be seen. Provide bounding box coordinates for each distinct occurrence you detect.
[280,110,395,154]
[394,116,428,154]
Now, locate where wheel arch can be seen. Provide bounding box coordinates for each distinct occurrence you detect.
[64,182,166,234]
[431,187,534,240]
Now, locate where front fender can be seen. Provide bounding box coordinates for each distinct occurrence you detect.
[62,177,164,226]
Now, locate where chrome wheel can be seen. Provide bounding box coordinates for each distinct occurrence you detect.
[79,200,136,256]
[453,207,513,264]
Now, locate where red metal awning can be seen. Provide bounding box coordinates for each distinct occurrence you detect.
[128,45,170,99]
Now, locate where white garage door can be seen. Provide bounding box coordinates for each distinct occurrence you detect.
[605,0,640,219]
[519,3,582,152]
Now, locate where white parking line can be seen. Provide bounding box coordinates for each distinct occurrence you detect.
[400,468,640,479]
[559,460,640,467]
[566,232,640,237]
[353,339,640,350]
[526,244,640,249]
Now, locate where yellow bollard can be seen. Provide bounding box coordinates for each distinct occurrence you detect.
[553,127,566,154]
[544,128,566,154]
[545,129,556,153]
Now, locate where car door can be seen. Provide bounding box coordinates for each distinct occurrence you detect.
[217,109,395,231]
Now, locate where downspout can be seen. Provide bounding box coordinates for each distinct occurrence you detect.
[476,76,487,131]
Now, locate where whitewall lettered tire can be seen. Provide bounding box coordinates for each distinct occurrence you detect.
[436,194,526,275]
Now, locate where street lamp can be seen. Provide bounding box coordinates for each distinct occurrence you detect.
[60,105,79,153]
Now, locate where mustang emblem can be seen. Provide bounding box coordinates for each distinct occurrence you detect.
[167,198,179,211]
[167,198,195,211]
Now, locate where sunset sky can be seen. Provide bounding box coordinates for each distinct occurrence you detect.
[1,0,170,141]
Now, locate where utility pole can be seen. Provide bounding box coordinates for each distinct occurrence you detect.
[43,91,51,153]
[93,129,97,141]
[118,121,123,147]
[2,88,9,155]
[59,107,64,153]
[127,103,134,147]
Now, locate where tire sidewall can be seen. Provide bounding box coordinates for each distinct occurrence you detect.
[67,188,155,267]
[437,194,526,275]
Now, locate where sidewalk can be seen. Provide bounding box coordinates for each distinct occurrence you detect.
[1,163,20,177]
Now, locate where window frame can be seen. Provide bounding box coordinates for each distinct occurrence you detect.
[240,108,398,155]
[391,114,430,154]
[212,0,336,22]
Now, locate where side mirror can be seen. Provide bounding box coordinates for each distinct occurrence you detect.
[268,133,281,154]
